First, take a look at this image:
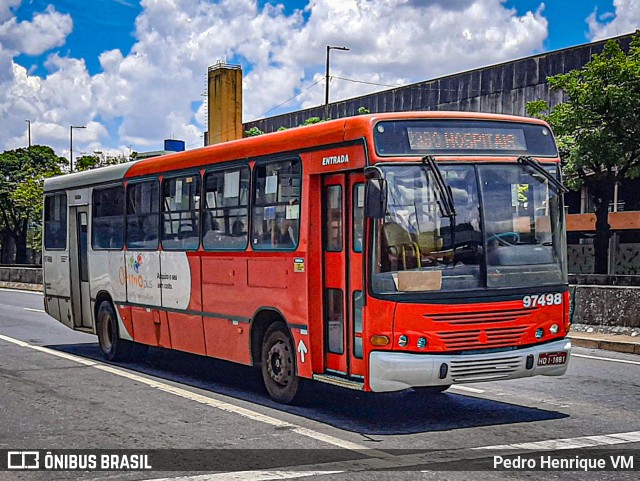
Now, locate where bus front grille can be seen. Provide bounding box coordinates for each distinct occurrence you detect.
[437,326,529,351]
[449,355,523,382]
[426,308,536,325]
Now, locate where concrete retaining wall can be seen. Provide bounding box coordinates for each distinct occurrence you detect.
[571,285,640,328]
[0,266,43,291]
[569,274,640,328]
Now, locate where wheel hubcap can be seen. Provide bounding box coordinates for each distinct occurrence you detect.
[267,339,291,386]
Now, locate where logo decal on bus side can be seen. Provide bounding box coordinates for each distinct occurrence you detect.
[119,254,154,290]
[129,255,143,273]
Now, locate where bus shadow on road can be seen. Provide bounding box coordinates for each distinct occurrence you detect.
[49,342,568,436]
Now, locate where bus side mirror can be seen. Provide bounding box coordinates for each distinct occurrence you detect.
[365,178,387,219]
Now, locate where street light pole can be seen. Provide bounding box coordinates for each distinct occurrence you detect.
[25,120,31,147]
[70,125,86,173]
[325,45,350,111]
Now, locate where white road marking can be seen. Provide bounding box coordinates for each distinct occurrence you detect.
[147,470,342,481]
[449,385,485,394]
[0,333,388,458]
[573,352,640,366]
[23,307,46,313]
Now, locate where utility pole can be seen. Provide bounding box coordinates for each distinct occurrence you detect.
[70,125,86,173]
[25,120,31,147]
[325,45,350,117]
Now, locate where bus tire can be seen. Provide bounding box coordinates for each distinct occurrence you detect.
[261,322,300,404]
[96,300,133,362]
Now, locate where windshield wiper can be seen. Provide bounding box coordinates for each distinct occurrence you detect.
[517,156,569,193]
[421,155,456,217]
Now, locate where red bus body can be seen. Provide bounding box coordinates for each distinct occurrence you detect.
[43,112,571,402]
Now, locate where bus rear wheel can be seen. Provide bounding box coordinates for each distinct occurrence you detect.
[96,301,146,362]
[261,322,300,404]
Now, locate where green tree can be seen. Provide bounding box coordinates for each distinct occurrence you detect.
[244,126,264,137]
[0,145,66,263]
[527,32,640,274]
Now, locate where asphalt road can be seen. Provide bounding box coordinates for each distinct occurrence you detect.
[1,288,639,480]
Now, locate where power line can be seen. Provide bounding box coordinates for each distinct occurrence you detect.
[249,78,325,122]
[332,76,462,92]
[331,76,399,88]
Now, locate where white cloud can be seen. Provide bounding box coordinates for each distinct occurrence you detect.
[0,0,20,23]
[0,4,72,56]
[588,0,640,40]
[279,0,548,112]
[0,0,551,156]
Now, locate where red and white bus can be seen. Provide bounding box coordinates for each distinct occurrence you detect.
[43,112,571,403]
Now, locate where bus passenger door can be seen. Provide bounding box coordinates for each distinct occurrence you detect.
[322,173,365,378]
[69,206,93,329]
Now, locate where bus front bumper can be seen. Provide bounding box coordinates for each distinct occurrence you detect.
[369,338,571,392]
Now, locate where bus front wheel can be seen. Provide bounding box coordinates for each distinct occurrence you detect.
[261,322,300,404]
[96,301,146,362]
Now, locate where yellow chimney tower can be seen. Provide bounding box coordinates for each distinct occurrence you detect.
[207,62,243,145]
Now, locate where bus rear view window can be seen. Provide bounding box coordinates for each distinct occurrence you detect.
[44,194,67,250]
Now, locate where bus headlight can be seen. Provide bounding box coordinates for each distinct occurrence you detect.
[549,324,559,335]
[398,335,408,347]
[535,328,544,339]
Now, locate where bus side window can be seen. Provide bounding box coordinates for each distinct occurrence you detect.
[202,167,249,250]
[92,185,124,250]
[162,175,201,251]
[251,159,301,250]
[44,194,67,250]
[126,180,159,250]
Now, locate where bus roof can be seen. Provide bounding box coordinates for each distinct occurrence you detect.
[44,111,550,192]
[44,160,141,193]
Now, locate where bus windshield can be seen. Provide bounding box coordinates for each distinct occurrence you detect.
[371,163,566,295]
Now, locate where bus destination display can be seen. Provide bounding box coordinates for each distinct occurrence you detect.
[407,127,527,152]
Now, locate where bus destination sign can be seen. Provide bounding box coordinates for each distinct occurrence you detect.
[407,127,527,152]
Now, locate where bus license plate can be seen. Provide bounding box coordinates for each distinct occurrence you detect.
[537,352,567,366]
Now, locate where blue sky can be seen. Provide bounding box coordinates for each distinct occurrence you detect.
[1,0,637,159]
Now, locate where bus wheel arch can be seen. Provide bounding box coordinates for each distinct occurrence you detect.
[95,295,147,362]
[96,298,125,361]
[250,308,287,367]
[250,309,301,404]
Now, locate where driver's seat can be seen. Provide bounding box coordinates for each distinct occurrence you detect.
[382,222,421,269]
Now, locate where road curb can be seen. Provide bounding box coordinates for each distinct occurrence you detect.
[569,334,640,355]
[0,281,43,292]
